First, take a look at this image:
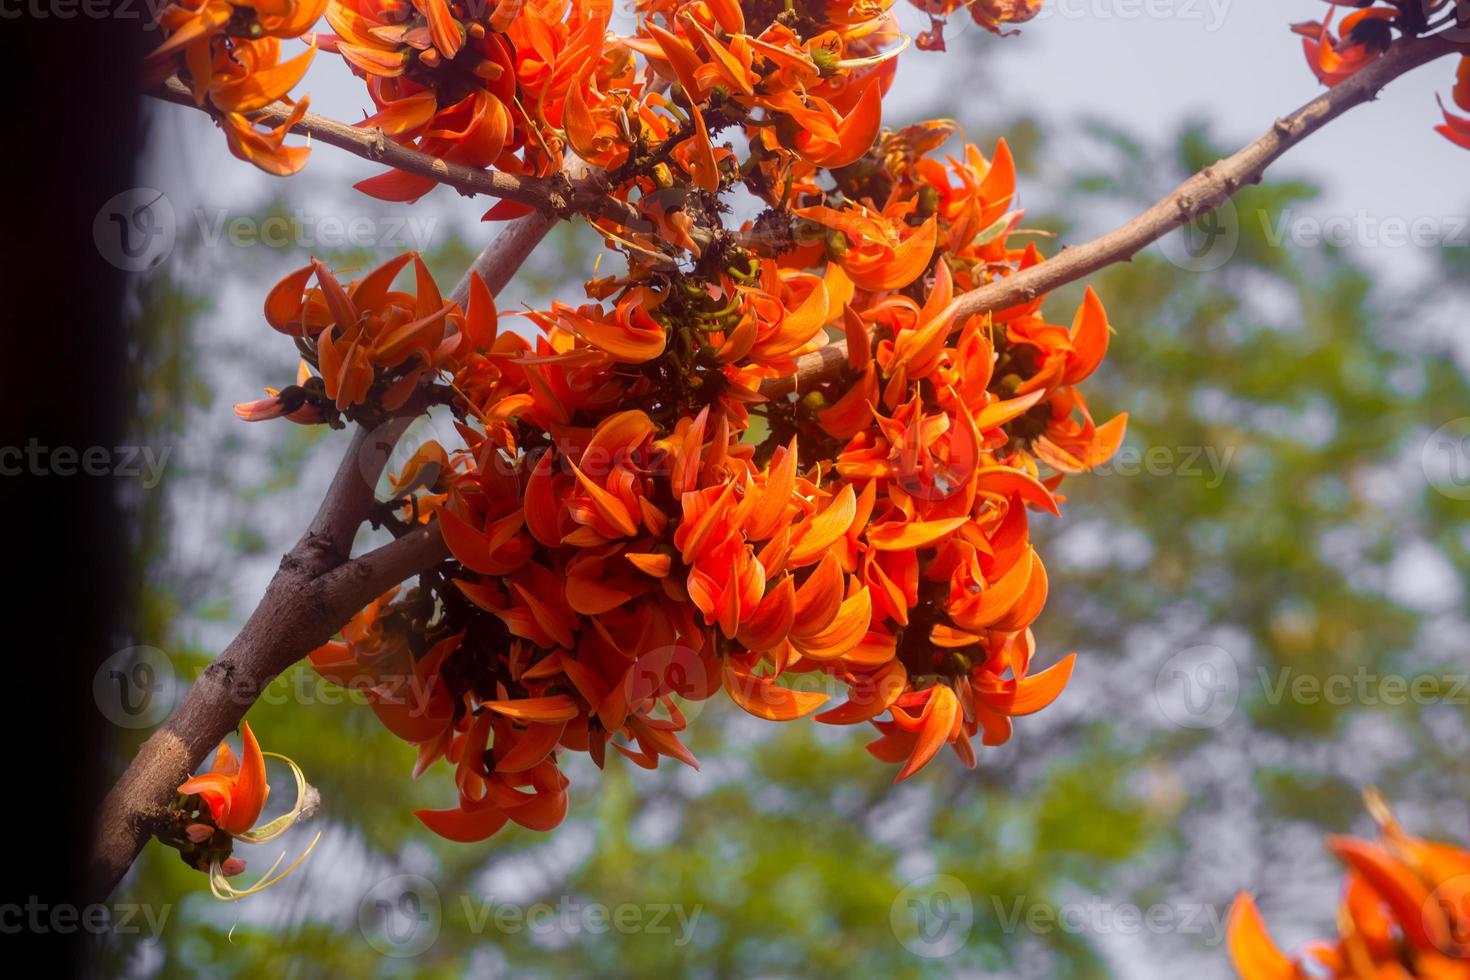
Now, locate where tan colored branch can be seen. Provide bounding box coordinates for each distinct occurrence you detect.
[152,78,646,231]
[758,33,1462,399]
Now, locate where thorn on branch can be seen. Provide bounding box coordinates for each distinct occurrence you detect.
[367,128,388,161]
[547,172,577,220]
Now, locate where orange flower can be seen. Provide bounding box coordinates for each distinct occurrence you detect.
[1437,57,1470,150]
[328,0,609,202]
[236,253,478,423]
[1292,4,1395,86]
[249,4,1127,839]
[912,0,1044,49]
[1228,791,1470,979]
[177,721,270,837]
[145,0,325,174]
[1289,3,1469,153]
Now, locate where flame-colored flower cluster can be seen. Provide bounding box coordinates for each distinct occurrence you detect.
[323,0,609,205]
[216,0,1126,844]
[1229,791,1470,979]
[233,136,1127,844]
[1292,0,1470,152]
[144,0,326,173]
[140,0,1051,199]
[233,252,481,425]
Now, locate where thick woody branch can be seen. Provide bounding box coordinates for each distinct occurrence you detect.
[759,33,1463,398]
[451,210,560,302]
[149,81,770,263]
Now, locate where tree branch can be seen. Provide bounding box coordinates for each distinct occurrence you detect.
[758,33,1462,398]
[451,210,560,302]
[445,158,598,304]
[152,78,643,230]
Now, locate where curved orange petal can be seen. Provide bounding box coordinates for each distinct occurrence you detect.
[209,43,316,114]
[815,659,907,725]
[799,80,882,169]
[866,516,970,552]
[1226,894,1297,980]
[225,721,270,835]
[788,484,857,566]
[979,652,1076,717]
[496,721,566,773]
[844,216,938,293]
[723,663,828,720]
[415,801,511,842]
[1064,286,1110,385]
[895,685,958,782]
[483,695,580,723]
[792,585,871,660]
